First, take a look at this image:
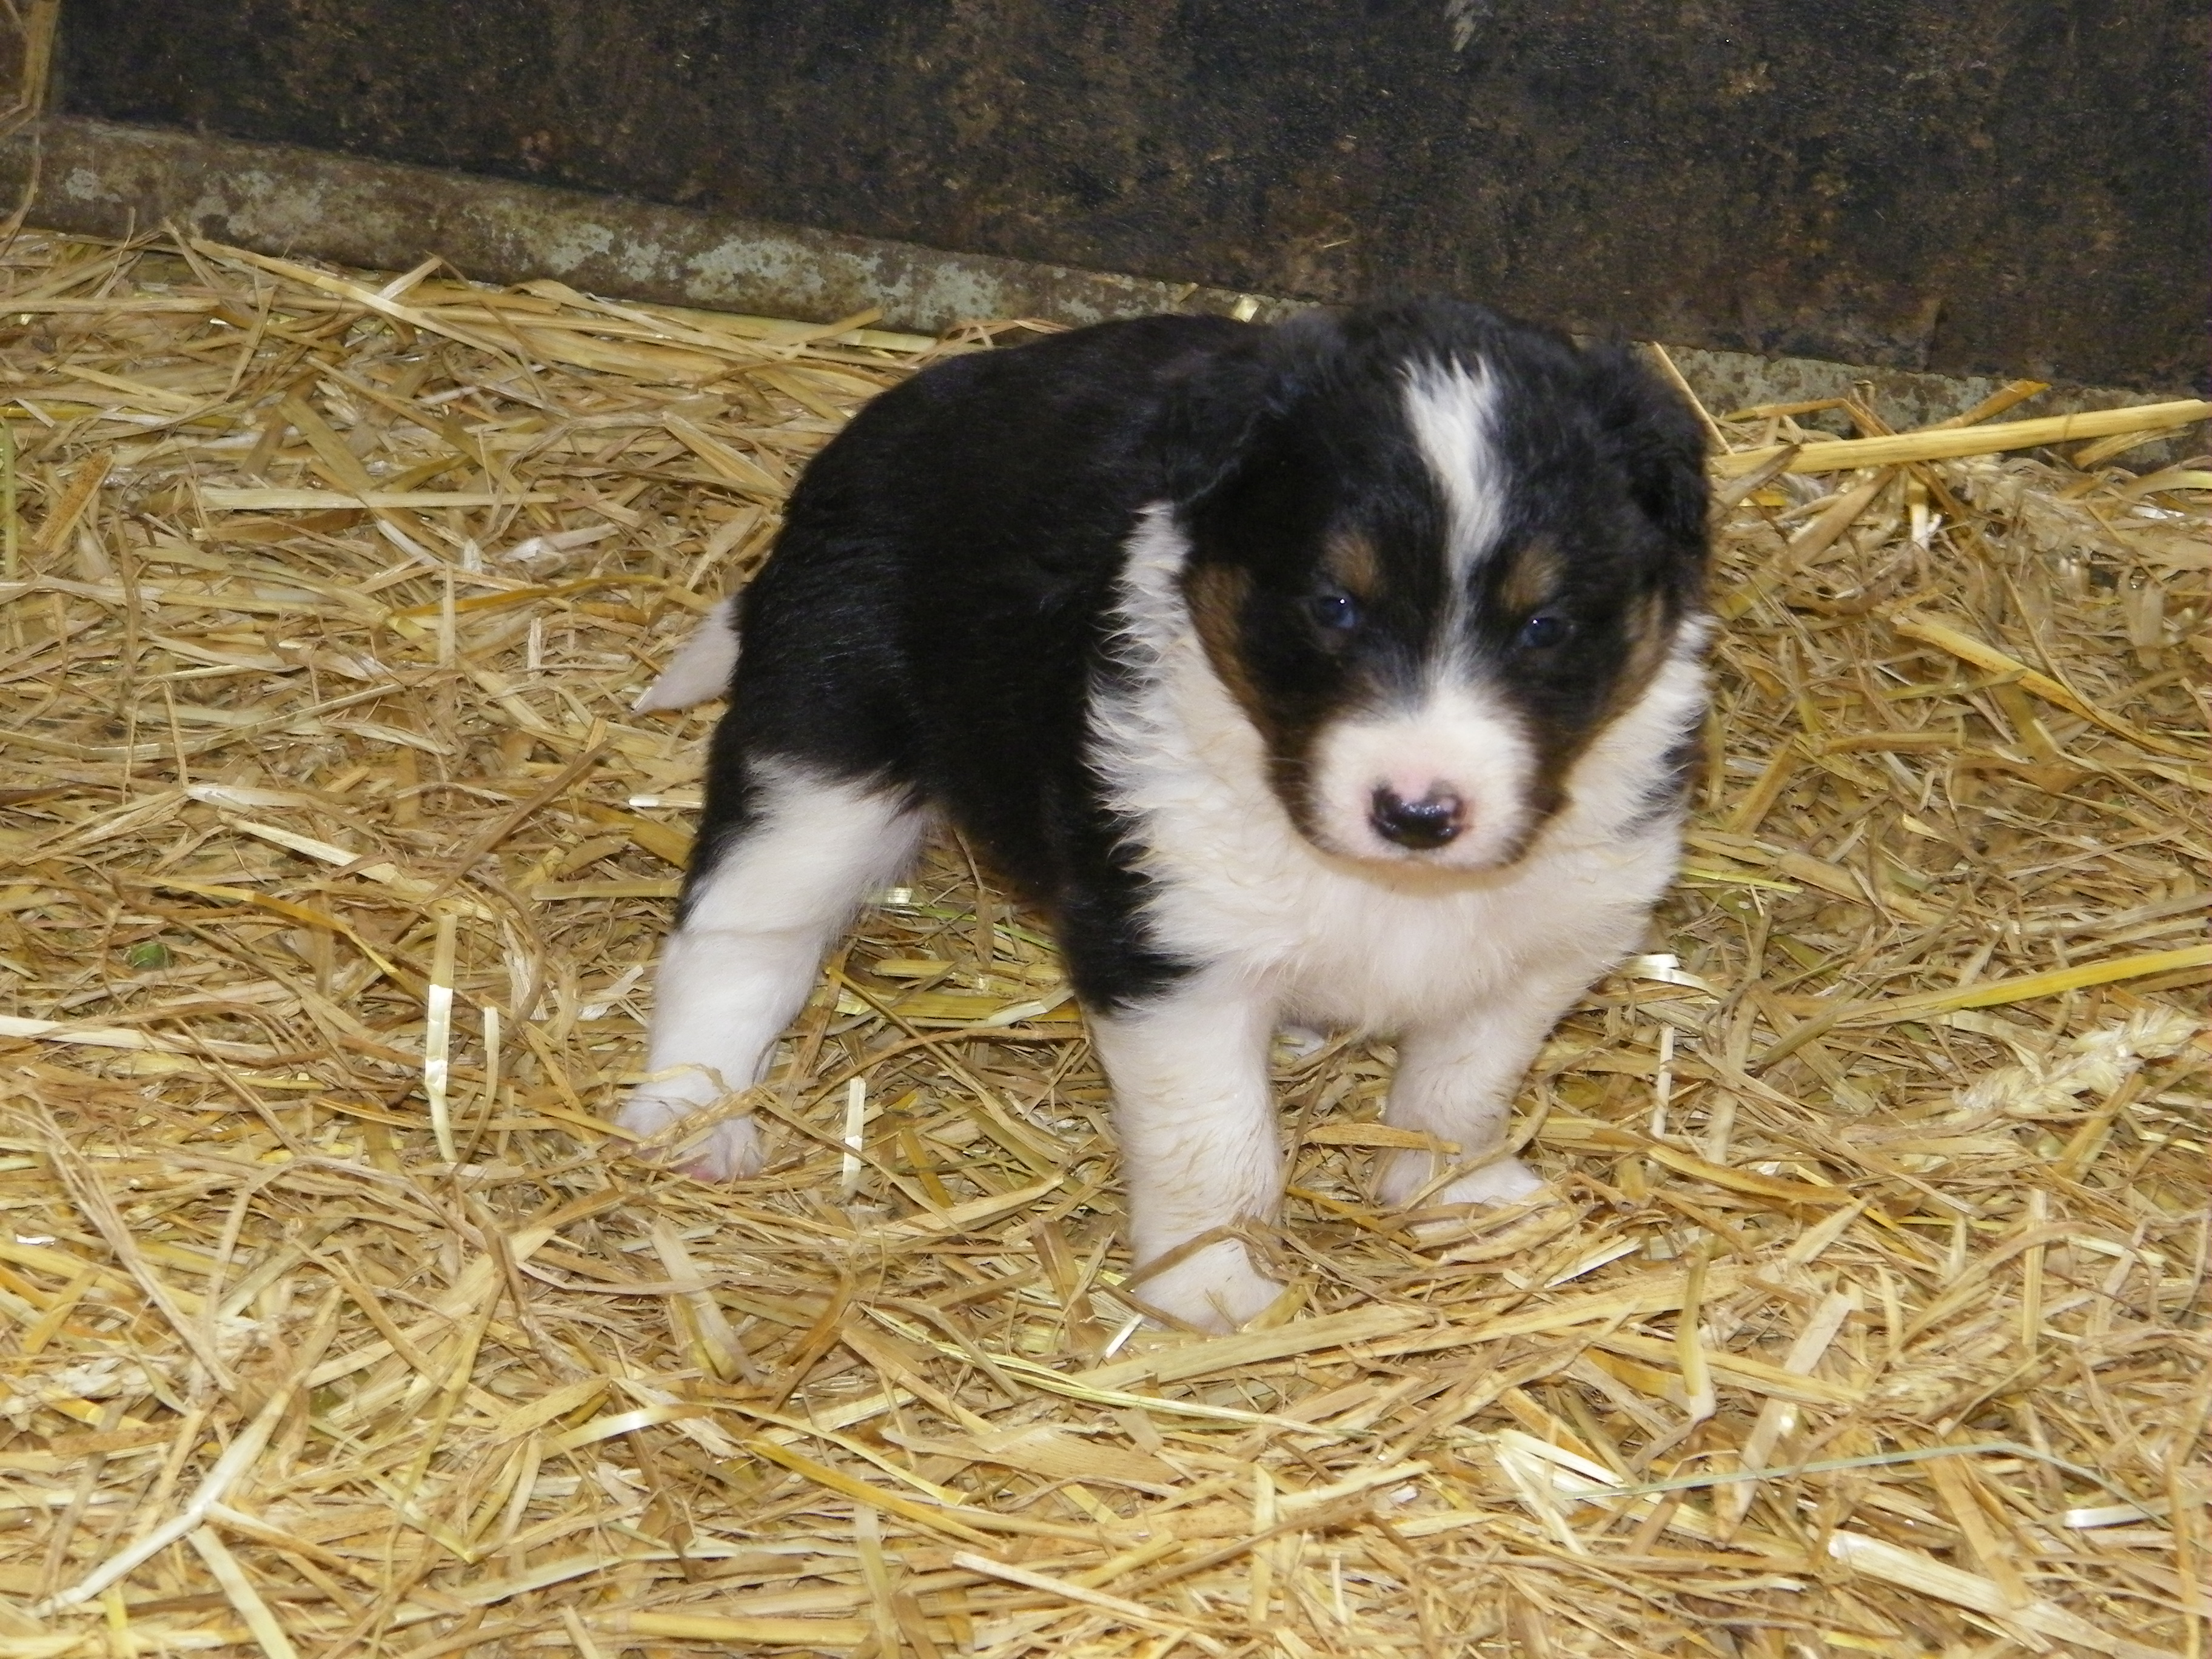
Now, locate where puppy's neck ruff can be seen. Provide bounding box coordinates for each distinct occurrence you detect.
[1093,502,1703,1030]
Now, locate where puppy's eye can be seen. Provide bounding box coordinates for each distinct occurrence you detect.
[1517,611,1572,649]
[1311,591,1361,632]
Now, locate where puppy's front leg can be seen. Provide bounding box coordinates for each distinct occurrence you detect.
[1375,967,1597,1211]
[1085,974,1284,1333]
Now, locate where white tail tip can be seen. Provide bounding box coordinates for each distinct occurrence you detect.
[634,595,741,712]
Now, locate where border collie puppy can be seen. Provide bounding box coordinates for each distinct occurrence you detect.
[624,299,1710,1332]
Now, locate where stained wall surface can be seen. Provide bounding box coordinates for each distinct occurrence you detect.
[59,0,2210,392]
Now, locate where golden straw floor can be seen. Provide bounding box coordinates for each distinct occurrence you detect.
[0,230,2205,1658]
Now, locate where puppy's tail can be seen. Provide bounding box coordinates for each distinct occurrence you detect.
[633,594,740,712]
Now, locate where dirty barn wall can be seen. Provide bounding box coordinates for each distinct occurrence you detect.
[57,0,2211,393]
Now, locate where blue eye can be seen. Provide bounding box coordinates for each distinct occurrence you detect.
[1518,611,1571,649]
[1312,591,1361,631]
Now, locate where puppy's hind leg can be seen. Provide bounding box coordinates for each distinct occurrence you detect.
[620,759,922,1178]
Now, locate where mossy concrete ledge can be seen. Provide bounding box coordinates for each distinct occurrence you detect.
[8,116,2186,432]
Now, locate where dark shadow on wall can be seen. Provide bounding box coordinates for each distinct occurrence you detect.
[57,0,2211,392]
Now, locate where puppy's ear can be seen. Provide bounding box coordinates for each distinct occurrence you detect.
[1158,340,1276,508]
[1158,312,1337,508]
[1584,342,1710,552]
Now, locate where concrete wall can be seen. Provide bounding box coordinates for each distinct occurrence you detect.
[59,0,2211,394]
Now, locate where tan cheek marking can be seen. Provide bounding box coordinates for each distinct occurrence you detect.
[1184,561,1269,731]
[1604,591,1672,720]
[1522,591,1678,815]
[1182,561,1334,837]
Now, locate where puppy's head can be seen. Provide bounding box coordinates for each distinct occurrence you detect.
[1165,299,1709,871]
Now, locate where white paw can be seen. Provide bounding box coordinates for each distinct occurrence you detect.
[616,1088,765,1181]
[1128,1240,1284,1333]
[1375,1147,1546,1210]
[1432,1155,1547,1207]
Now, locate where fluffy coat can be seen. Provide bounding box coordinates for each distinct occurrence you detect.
[623,300,1711,1331]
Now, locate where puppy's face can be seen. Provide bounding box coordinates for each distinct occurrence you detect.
[1174,305,1709,871]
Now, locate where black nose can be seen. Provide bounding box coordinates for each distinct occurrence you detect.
[1369,786,1465,850]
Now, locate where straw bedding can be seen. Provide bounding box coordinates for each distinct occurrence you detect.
[0,229,2204,1659]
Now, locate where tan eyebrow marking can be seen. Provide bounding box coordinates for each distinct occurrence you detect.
[1323,529,1379,597]
[1498,537,1565,615]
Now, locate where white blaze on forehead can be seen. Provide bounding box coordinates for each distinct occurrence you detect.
[1402,358,1506,580]
[1307,680,1539,870]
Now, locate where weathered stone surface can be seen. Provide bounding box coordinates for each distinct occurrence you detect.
[20,118,1287,334]
[17,117,2189,440]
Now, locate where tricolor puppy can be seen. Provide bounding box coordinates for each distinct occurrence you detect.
[624,299,1710,1332]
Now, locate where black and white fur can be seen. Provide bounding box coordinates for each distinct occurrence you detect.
[623,300,1710,1332]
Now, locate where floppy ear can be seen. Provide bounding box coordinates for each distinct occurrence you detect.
[1584,341,1711,552]
[1157,311,1337,508]
[1156,340,1278,508]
